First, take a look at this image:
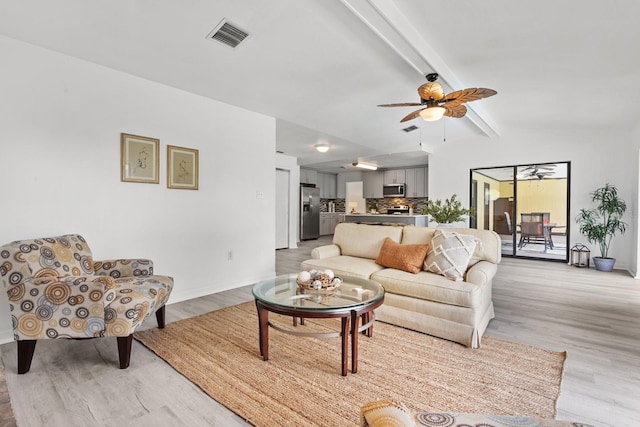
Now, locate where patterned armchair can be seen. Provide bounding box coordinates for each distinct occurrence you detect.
[0,234,173,374]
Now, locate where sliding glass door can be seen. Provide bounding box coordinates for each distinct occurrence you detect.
[470,162,570,262]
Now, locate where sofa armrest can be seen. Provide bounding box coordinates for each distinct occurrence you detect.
[466,260,498,286]
[311,244,341,259]
[93,259,154,278]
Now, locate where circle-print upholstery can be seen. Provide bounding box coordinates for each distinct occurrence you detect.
[1,234,173,341]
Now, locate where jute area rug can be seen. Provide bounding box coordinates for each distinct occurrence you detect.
[134,302,566,427]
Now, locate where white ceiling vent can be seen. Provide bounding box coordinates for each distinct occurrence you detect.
[207,19,249,48]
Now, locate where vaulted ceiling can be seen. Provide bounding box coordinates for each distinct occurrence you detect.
[1,1,639,173]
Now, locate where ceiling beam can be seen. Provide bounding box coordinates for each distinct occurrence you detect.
[340,0,500,138]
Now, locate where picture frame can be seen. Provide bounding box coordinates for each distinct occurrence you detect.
[167,145,199,190]
[120,133,160,184]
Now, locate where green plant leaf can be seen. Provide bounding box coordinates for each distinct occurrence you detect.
[575,183,627,258]
[424,194,471,223]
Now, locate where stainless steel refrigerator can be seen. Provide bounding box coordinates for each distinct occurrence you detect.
[300,185,320,240]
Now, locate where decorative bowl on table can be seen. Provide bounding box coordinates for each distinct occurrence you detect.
[296,269,342,293]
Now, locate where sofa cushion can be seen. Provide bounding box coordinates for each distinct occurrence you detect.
[401,226,501,264]
[375,238,429,274]
[371,268,482,308]
[333,223,403,260]
[301,255,385,279]
[425,230,477,281]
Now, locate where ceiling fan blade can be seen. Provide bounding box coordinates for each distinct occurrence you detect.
[418,82,445,101]
[443,104,467,118]
[400,108,426,122]
[522,164,554,172]
[377,102,423,107]
[443,87,497,105]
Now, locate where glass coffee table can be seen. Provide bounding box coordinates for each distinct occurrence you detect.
[252,274,385,376]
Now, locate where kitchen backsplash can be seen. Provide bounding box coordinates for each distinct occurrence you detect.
[321,198,428,214]
[320,199,346,212]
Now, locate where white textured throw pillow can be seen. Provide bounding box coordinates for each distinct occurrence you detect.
[425,229,477,281]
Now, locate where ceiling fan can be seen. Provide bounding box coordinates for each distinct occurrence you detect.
[378,73,497,122]
[520,165,555,180]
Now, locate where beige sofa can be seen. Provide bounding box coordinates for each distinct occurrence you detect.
[301,223,501,348]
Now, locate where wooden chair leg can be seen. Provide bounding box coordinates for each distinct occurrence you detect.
[17,340,37,374]
[117,335,133,369]
[155,305,166,328]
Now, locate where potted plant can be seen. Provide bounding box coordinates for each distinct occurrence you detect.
[423,194,472,226]
[575,183,627,271]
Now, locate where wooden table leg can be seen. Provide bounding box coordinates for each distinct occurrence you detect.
[256,302,269,361]
[351,311,361,373]
[341,316,350,376]
[365,311,374,337]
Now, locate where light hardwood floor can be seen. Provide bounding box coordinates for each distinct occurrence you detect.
[1,236,639,426]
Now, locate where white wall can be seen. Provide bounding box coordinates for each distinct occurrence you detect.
[276,153,300,247]
[0,36,276,342]
[633,125,640,277]
[429,125,638,273]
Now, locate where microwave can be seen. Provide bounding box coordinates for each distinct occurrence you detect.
[383,183,405,198]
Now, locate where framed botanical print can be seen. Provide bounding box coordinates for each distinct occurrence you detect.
[167,145,199,190]
[120,133,160,184]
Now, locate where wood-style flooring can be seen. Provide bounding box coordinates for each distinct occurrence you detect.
[1,235,638,426]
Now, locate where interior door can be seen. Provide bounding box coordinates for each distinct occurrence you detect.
[275,168,290,249]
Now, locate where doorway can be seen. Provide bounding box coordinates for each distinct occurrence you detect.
[275,168,290,249]
[470,162,570,262]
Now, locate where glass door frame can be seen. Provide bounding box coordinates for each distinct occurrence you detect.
[469,161,571,262]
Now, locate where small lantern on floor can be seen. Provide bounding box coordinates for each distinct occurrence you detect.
[571,244,590,268]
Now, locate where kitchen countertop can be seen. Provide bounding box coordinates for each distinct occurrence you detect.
[344,213,428,227]
[345,213,427,217]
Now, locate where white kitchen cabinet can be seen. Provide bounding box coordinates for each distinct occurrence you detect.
[317,172,327,197]
[317,172,337,198]
[405,167,428,198]
[330,213,339,233]
[337,171,363,198]
[362,171,383,198]
[383,169,406,185]
[300,168,317,185]
[327,174,336,198]
[320,213,340,235]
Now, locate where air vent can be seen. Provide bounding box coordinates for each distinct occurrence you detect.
[402,125,418,133]
[207,19,249,48]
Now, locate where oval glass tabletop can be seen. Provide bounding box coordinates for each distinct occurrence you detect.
[252,273,384,311]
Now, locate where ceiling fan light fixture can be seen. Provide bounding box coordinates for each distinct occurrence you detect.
[352,161,377,170]
[419,106,446,121]
[315,143,330,153]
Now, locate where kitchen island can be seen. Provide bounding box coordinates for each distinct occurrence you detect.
[344,213,428,227]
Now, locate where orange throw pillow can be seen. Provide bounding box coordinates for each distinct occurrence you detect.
[375,237,429,274]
